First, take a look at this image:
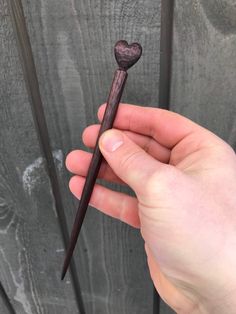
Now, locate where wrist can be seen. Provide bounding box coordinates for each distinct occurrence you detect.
[199,295,236,314]
[196,281,236,314]
[194,241,236,314]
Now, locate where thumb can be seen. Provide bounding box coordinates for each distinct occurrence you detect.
[99,129,167,195]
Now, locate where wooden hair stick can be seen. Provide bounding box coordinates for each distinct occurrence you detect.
[61,40,142,280]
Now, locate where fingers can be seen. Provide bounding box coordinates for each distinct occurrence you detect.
[69,175,140,228]
[98,103,211,149]
[82,124,170,163]
[66,150,124,184]
[99,129,170,196]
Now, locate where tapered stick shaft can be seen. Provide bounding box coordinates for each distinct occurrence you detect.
[61,70,128,280]
[61,39,142,280]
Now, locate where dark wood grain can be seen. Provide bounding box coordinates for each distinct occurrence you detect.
[61,69,128,280]
[62,41,142,280]
[0,1,80,313]
[19,0,161,312]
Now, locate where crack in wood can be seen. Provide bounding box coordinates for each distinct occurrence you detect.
[7,0,86,313]
[155,0,174,313]
[158,0,174,110]
[0,281,17,314]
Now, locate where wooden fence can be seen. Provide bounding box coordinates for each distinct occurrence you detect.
[1,0,236,313]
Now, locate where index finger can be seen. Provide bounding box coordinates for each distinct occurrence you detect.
[98,103,207,149]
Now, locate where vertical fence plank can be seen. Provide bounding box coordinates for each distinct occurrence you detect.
[19,0,162,312]
[171,0,236,142]
[0,1,79,313]
[8,0,85,312]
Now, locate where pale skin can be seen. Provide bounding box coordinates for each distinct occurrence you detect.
[66,103,236,314]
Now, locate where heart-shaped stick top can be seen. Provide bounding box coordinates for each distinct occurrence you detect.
[114,40,142,71]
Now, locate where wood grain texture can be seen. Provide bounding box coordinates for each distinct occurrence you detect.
[0,281,16,314]
[0,297,12,314]
[0,2,79,313]
[20,0,162,312]
[8,0,85,311]
[171,0,236,146]
[61,69,129,280]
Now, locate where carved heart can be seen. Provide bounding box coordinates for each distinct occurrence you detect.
[114,40,142,70]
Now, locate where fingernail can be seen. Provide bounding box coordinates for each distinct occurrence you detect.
[100,130,124,152]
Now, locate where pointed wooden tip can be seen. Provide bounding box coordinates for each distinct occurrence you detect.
[61,266,67,281]
[61,240,75,281]
[61,255,70,280]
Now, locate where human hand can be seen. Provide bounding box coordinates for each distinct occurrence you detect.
[66,103,236,313]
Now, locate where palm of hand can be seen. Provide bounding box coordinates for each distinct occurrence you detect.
[141,133,236,312]
[66,104,236,313]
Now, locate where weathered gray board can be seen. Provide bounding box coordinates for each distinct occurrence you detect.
[19,0,162,313]
[0,1,79,313]
[0,0,173,313]
[2,0,235,313]
[171,0,236,144]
